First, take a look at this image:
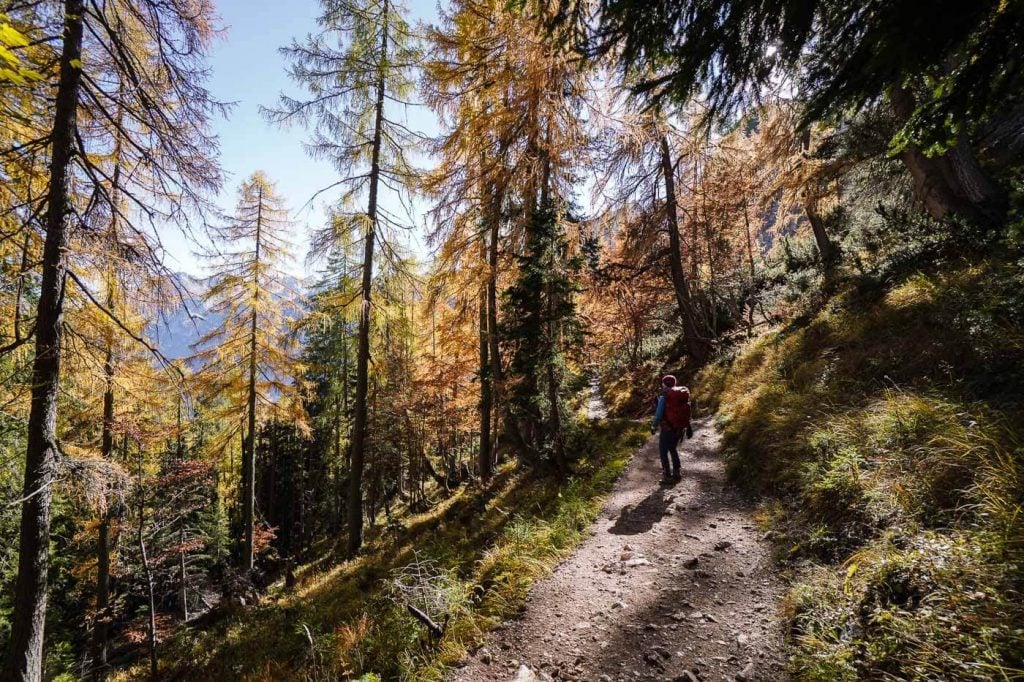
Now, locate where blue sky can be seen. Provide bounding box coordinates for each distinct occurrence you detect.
[162,0,440,278]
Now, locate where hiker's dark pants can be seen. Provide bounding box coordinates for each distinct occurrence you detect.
[658,428,681,473]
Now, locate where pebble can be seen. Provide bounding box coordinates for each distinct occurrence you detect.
[735,660,756,681]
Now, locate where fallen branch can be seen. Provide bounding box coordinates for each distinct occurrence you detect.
[405,604,444,639]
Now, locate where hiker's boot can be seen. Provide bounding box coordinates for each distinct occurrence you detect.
[660,469,673,484]
[672,469,682,482]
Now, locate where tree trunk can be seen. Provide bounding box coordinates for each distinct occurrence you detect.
[136,448,158,681]
[890,86,1007,225]
[545,320,565,471]
[798,128,840,270]
[91,344,115,680]
[337,299,350,533]
[11,232,30,344]
[741,200,758,329]
[347,0,389,558]
[179,524,188,622]
[659,135,710,365]
[539,141,566,471]
[4,4,84,680]
[92,118,125,681]
[241,185,263,571]
[804,198,838,267]
[487,184,515,458]
[478,232,492,483]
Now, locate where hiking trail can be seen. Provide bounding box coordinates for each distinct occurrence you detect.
[451,417,788,682]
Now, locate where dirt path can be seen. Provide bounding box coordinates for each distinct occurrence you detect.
[452,417,788,682]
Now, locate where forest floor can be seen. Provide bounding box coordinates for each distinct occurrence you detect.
[450,417,788,682]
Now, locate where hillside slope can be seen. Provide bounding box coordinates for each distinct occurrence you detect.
[699,259,1024,679]
[113,421,648,681]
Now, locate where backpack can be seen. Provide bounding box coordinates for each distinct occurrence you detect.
[661,387,691,431]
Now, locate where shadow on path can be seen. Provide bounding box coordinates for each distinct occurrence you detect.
[608,485,675,535]
[450,417,788,681]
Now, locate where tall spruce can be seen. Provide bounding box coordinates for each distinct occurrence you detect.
[424,0,590,467]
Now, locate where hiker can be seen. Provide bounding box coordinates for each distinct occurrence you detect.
[651,375,692,482]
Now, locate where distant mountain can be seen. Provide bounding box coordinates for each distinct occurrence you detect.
[150,273,307,360]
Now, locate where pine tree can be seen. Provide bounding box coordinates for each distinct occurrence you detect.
[301,245,360,533]
[502,199,583,470]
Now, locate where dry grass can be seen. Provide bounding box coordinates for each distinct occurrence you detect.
[698,259,1024,679]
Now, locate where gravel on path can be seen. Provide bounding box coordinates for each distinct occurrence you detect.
[450,417,787,682]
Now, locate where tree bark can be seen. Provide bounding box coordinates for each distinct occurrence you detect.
[136,448,158,681]
[659,136,710,365]
[487,184,514,457]
[92,118,125,680]
[804,198,838,267]
[241,184,263,571]
[347,0,389,558]
[478,231,492,483]
[539,142,566,471]
[11,232,30,345]
[179,524,188,622]
[91,344,115,680]
[890,86,1007,225]
[798,128,840,270]
[4,3,84,680]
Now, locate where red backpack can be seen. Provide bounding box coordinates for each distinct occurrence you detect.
[661,387,691,431]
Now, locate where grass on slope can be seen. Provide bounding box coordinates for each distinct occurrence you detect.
[114,419,648,681]
[698,259,1024,680]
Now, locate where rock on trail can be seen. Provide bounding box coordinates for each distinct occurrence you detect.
[450,417,787,682]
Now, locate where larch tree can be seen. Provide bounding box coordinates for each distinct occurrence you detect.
[424,0,515,482]
[66,228,165,679]
[191,172,304,572]
[268,0,421,557]
[1,0,223,678]
[592,95,713,363]
[424,0,590,470]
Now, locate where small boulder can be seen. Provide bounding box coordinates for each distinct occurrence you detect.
[513,664,538,681]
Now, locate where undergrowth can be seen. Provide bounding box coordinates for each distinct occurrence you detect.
[113,419,647,681]
[698,258,1024,679]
